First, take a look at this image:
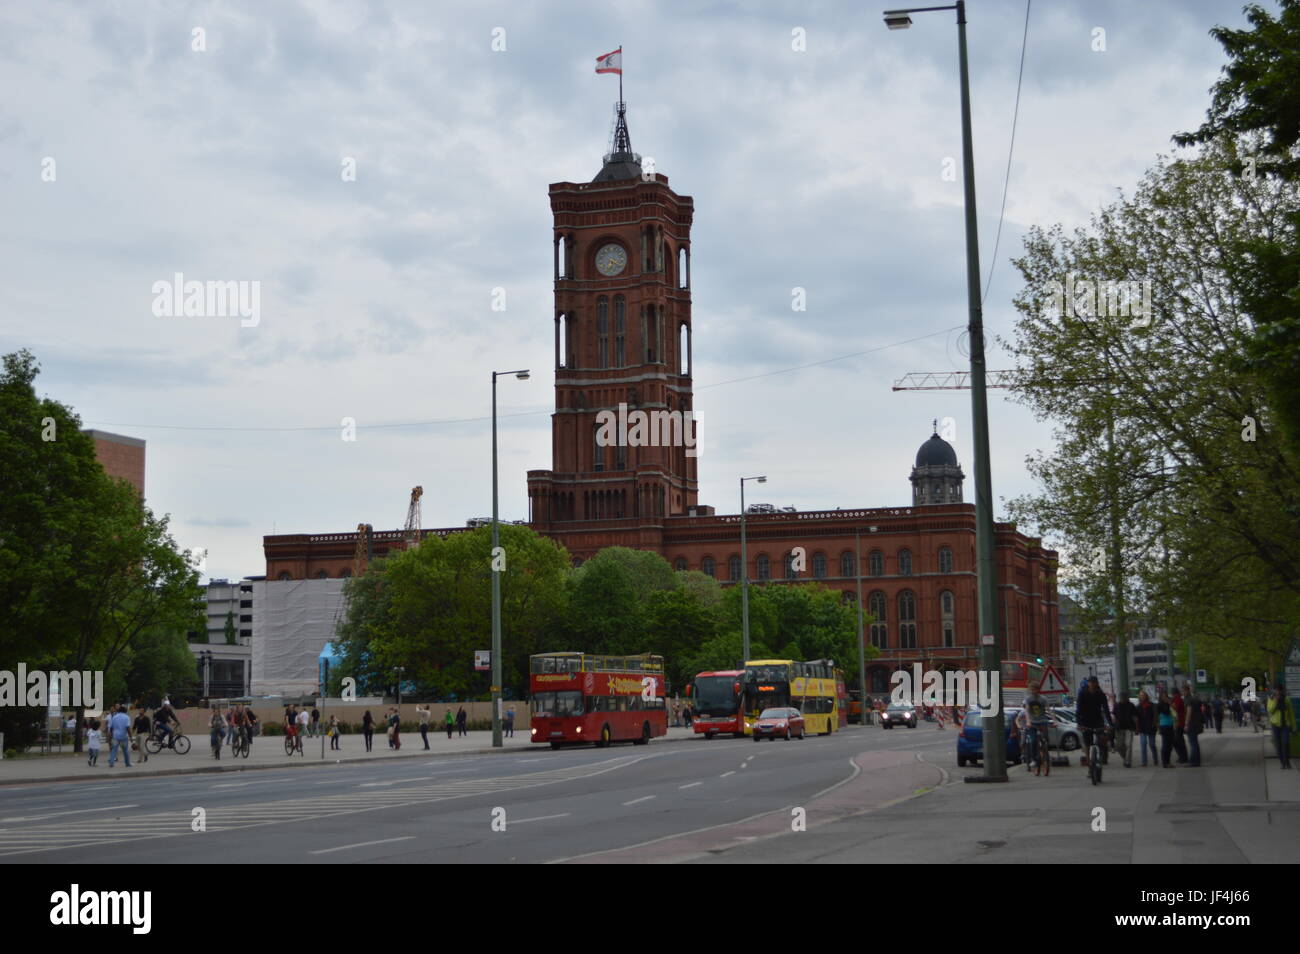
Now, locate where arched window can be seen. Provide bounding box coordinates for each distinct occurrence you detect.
[756,554,770,581]
[597,297,609,369]
[784,552,798,579]
[680,323,689,375]
[679,246,688,289]
[813,552,827,579]
[702,556,716,578]
[674,557,687,572]
[593,425,604,472]
[614,296,625,367]
[938,546,953,574]
[898,591,917,649]
[941,590,955,648]
[278,571,292,581]
[898,549,912,576]
[869,550,884,576]
[841,551,856,577]
[728,555,742,581]
[869,591,887,649]
[645,306,657,363]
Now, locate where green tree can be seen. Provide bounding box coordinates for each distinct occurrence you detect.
[222,610,236,646]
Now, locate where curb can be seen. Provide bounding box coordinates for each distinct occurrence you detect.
[0,729,708,787]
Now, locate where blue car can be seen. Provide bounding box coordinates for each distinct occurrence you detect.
[957,707,1021,767]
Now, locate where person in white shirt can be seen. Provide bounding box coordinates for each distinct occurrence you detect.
[87,721,103,766]
[296,707,310,743]
[416,706,431,750]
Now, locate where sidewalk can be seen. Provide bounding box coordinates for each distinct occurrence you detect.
[0,726,701,786]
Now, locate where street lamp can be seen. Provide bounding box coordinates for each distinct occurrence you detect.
[855,528,869,724]
[739,475,767,664]
[491,368,530,748]
[885,0,1006,781]
[393,666,406,706]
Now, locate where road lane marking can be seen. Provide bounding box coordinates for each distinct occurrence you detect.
[511,813,572,824]
[309,836,416,855]
[678,782,702,789]
[746,756,755,761]
[212,780,279,789]
[0,805,138,823]
[622,795,656,806]
[719,771,735,777]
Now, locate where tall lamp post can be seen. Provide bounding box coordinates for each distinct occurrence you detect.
[855,528,869,725]
[491,368,530,748]
[739,475,767,665]
[885,1,1006,780]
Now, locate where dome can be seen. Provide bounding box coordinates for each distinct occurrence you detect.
[915,433,958,468]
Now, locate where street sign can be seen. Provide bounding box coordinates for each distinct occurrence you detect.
[474,650,490,672]
[1195,669,1207,684]
[1038,664,1069,697]
[980,634,994,646]
[1284,638,1300,694]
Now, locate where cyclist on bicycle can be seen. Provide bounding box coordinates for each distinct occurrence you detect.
[244,707,258,749]
[153,700,179,748]
[1077,676,1112,769]
[1020,682,1052,769]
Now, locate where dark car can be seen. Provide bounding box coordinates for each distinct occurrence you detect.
[881,702,918,729]
[957,707,1022,767]
[753,707,805,741]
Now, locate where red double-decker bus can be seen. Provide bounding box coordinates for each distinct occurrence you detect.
[530,652,668,749]
[690,670,745,739]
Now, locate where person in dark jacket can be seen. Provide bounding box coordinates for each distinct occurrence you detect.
[1076,677,1112,768]
[1156,689,1177,767]
[1136,690,1157,767]
[1212,696,1224,733]
[455,706,467,737]
[1171,690,1189,762]
[362,710,375,752]
[1113,694,1138,768]
[1183,687,1203,766]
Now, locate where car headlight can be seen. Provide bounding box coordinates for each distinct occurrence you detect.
[530,727,536,735]
[576,727,582,733]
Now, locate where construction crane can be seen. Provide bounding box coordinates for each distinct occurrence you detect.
[352,523,373,578]
[404,486,423,550]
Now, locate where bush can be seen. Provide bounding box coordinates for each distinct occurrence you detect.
[3,749,16,760]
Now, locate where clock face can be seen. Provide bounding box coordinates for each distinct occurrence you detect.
[595,243,627,277]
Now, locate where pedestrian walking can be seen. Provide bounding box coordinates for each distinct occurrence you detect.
[417,705,431,749]
[1267,687,1295,769]
[456,706,467,737]
[445,708,454,739]
[1156,689,1178,767]
[311,706,321,738]
[1252,698,1264,733]
[683,705,693,729]
[296,706,311,744]
[1213,696,1224,733]
[362,710,375,752]
[389,708,402,749]
[1136,690,1157,767]
[1171,688,1189,763]
[107,704,132,768]
[505,706,515,738]
[328,714,341,750]
[133,708,152,763]
[1184,688,1203,767]
[210,707,227,759]
[87,719,103,766]
[1113,693,1137,767]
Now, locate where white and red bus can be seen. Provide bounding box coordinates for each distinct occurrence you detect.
[690,670,746,739]
[530,652,668,749]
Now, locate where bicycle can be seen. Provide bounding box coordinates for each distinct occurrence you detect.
[284,729,303,756]
[1022,723,1050,776]
[1083,726,1110,785]
[231,726,250,758]
[144,727,191,755]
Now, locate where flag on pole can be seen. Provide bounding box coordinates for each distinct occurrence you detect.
[595,48,622,74]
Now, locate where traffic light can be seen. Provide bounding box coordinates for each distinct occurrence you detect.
[1035,656,1043,665]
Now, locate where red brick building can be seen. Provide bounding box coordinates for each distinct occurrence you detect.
[263,103,1060,693]
[84,429,145,496]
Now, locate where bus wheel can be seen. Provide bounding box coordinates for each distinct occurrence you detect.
[704,731,716,740]
[634,722,650,745]
[598,724,611,747]
[550,741,563,750]
[734,732,746,739]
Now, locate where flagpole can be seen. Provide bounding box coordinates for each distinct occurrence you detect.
[619,45,623,104]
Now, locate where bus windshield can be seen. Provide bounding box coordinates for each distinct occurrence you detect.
[746,665,792,683]
[694,676,740,715]
[532,691,584,717]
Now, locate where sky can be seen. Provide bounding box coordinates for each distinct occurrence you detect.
[0,0,1255,582]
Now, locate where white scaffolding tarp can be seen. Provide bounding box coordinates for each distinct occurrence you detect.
[251,579,346,697]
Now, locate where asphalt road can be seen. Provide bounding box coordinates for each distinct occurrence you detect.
[0,724,954,863]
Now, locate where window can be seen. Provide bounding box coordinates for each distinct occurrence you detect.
[869,591,887,649]
[756,554,770,581]
[869,550,883,576]
[941,590,955,648]
[239,599,252,608]
[597,297,609,369]
[614,296,625,367]
[277,571,292,581]
[813,552,827,579]
[898,591,916,649]
[784,552,798,579]
[239,629,252,639]
[938,546,953,574]
[593,425,604,472]
[674,557,687,572]
[615,438,626,471]
[841,551,856,577]
[870,667,889,693]
[898,549,912,576]
[702,556,716,578]
[729,555,742,581]
[239,614,252,623]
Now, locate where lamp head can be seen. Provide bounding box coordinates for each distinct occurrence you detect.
[516,371,530,381]
[884,12,913,29]
[757,476,767,484]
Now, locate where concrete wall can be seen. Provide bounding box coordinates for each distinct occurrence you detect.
[173,701,532,735]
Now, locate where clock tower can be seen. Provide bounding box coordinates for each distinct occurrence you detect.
[527,102,698,558]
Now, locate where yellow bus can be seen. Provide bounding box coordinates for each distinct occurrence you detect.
[742,658,841,736]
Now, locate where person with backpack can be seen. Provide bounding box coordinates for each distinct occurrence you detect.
[456,706,467,737]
